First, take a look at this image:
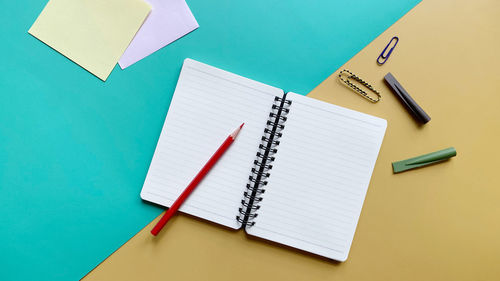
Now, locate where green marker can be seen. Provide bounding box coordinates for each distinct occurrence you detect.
[392,147,457,173]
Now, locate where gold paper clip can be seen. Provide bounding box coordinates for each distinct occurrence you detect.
[338,70,381,103]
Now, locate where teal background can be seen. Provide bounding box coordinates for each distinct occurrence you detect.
[0,0,420,280]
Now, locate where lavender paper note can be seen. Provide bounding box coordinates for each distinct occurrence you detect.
[119,0,198,68]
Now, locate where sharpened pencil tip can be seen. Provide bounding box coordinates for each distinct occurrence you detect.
[231,123,244,139]
[240,123,245,128]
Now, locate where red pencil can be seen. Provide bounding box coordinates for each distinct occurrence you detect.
[151,123,245,236]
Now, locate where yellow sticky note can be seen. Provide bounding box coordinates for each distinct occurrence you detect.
[28,0,151,81]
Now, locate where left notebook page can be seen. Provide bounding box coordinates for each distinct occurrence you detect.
[141,59,283,229]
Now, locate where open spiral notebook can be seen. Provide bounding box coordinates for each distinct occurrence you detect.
[141,59,387,261]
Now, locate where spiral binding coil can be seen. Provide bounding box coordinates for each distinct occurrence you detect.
[237,95,292,227]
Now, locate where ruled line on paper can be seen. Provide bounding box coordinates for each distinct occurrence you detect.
[141,59,283,229]
[247,92,386,260]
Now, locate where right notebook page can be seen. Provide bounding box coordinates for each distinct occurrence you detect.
[246,92,387,261]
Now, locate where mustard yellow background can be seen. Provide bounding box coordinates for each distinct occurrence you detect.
[84,0,500,279]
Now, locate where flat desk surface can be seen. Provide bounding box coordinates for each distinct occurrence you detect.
[84,0,500,280]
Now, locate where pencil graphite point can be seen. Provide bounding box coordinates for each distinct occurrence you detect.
[231,123,245,139]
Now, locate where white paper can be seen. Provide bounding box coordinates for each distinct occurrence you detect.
[119,0,199,69]
[246,92,387,261]
[141,59,283,229]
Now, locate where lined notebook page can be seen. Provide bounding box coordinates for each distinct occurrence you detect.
[246,92,387,261]
[141,59,283,229]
